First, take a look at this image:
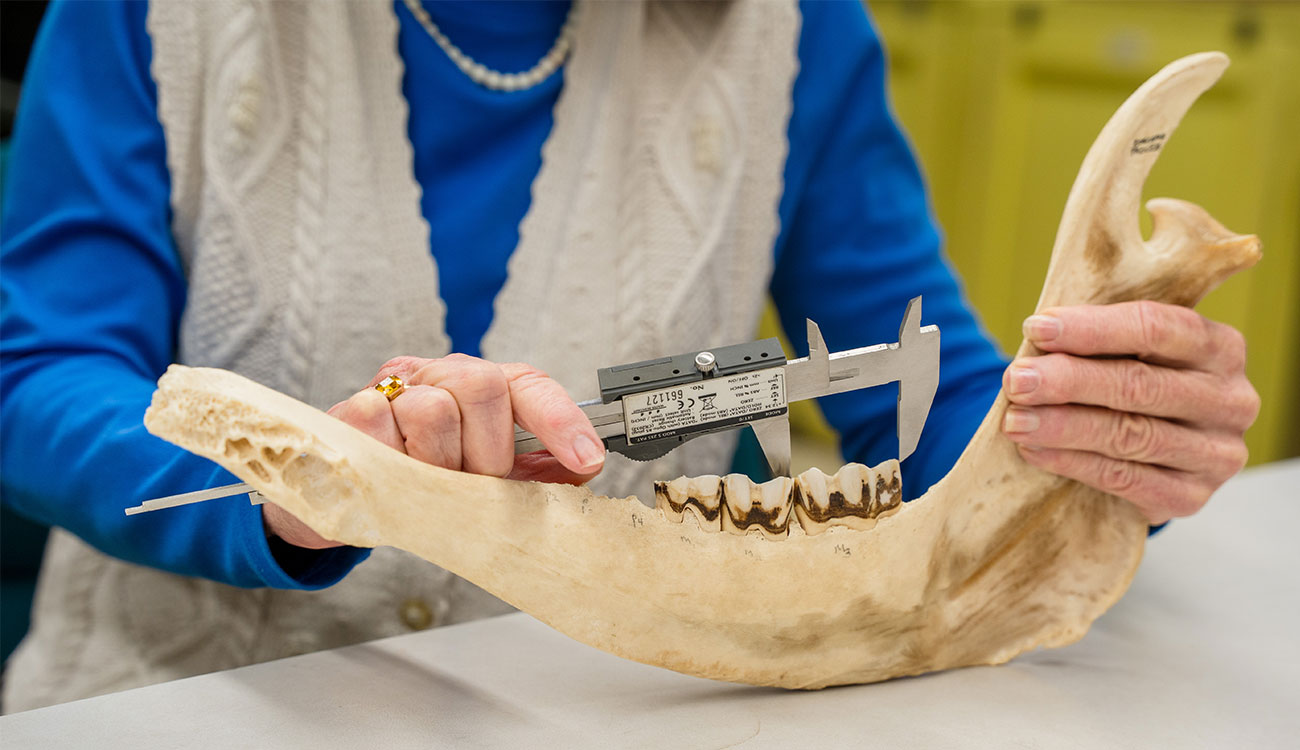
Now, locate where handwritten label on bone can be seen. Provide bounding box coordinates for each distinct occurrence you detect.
[622,368,787,444]
[1131,133,1166,155]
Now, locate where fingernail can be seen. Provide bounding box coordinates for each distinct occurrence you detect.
[572,434,605,471]
[1003,406,1040,434]
[1023,314,1061,343]
[1007,365,1040,395]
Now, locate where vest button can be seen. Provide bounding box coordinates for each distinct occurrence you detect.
[400,598,435,630]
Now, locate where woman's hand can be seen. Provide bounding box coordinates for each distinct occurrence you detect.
[264,354,605,548]
[1001,301,1258,525]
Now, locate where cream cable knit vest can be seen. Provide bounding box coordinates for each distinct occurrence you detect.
[5,0,799,711]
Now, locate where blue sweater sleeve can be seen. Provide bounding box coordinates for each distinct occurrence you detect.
[775,1,1008,499]
[0,0,367,588]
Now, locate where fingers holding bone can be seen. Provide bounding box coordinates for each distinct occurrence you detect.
[500,362,605,477]
[654,460,902,538]
[1004,302,1257,520]
[389,385,464,470]
[1003,353,1228,424]
[327,388,405,452]
[1003,403,1247,477]
[1024,302,1245,373]
[1015,445,1216,524]
[407,354,515,476]
[262,386,408,549]
[364,355,604,480]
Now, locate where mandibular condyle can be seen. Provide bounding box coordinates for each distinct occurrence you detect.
[143,52,1262,689]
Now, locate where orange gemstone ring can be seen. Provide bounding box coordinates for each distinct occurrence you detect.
[374,376,406,402]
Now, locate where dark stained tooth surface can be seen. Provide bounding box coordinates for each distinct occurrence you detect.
[654,475,723,531]
[656,461,903,537]
[872,459,903,516]
[720,475,793,539]
[793,461,904,535]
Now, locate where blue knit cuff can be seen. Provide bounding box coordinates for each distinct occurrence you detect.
[237,502,370,590]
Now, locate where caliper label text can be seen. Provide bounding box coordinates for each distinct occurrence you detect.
[622,369,788,444]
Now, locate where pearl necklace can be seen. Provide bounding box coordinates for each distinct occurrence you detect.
[401,0,579,92]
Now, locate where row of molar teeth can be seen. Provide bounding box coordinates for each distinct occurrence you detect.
[653,459,902,538]
[655,474,794,537]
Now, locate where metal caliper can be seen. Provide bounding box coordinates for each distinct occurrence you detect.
[127,296,939,515]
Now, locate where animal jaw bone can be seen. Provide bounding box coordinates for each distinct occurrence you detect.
[143,53,1261,688]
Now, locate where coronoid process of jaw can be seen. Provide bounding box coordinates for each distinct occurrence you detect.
[144,53,1261,689]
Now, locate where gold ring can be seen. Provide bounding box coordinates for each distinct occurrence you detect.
[374,375,406,401]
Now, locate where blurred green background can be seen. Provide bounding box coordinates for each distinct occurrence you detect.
[782,0,1300,470]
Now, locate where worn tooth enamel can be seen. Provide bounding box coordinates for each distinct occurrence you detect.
[653,477,690,523]
[833,463,866,509]
[655,475,723,531]
[720,474,793,538]
[653,462,900,538]
[792,467,832,536]
[685,475,724,530]
[872,459,902,517]
[823,463,876,532]
[790,463,902,534]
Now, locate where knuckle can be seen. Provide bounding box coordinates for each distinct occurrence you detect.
[1110,412,1159,461]
[503,362,550,381]
[377,355,422,380]
[1098,459,1142,496]
[433,357,510,405]
[1215,324,1248,373]
[1118,363,1165,411]
[358,393,393,424]
[1133,300,1170,355]
[1220,380,1261,431]
[1208,436,1249,477]
[336,391,391,430]
[1239,382,1262,426]
[421,388,462,428]
[1224,441,1249,475]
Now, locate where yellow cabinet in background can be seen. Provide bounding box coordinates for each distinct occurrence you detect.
[863,0,1300,464]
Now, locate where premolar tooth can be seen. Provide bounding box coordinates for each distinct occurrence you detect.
[720,474,793,539]
[654,475,723,531]
[654,477,689,523]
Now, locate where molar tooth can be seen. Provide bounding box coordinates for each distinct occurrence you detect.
[795,463,887,533]
[873,459,903,517]
[792,467,833,536]
[656,475,723,531]
[832,463,866,510]
[720,474,793,539]
[825,463,877,532]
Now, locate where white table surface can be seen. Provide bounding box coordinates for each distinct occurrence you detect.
[3,460,1297,749]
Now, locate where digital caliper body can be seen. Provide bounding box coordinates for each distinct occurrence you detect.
[127,297,939,515]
